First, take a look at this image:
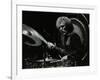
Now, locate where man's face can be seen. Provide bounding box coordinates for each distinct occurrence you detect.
[58,23,68,35]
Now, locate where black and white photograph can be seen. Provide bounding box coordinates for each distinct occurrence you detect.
[22,11,89,69]
[10,0,98,79]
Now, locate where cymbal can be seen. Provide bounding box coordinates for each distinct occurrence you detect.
[22,24,42,46]
[36,58,61,63]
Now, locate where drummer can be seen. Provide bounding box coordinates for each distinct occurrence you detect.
[47,16,83,66]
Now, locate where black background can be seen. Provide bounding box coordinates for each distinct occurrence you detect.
[22,11,89,68]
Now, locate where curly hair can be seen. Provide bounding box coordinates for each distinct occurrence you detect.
[56,16,74,33]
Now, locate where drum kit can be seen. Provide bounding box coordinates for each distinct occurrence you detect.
[23,14,89,68]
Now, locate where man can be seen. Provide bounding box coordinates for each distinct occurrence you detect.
[47,16,83,66]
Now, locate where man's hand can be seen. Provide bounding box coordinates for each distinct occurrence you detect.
[61,55,68,61]
[47,42,55,49]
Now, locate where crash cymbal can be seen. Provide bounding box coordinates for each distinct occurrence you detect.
[22,24,42,46]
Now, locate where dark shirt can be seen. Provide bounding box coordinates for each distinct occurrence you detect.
[53,32,83,60]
